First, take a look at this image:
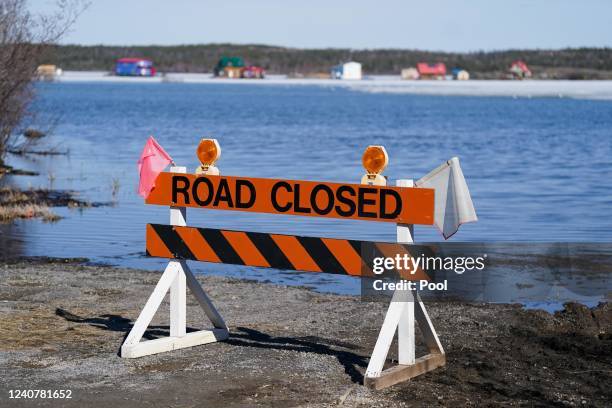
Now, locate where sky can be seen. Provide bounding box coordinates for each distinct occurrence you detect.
[30,0,612,51]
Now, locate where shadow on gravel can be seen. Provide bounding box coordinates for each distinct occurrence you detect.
[55,308,201,355]
[55,308,368,384]
[227,326,367,384]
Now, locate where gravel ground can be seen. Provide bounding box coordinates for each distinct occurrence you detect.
[0,258,610,407]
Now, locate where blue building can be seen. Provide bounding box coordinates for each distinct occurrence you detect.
[115,58,156,77]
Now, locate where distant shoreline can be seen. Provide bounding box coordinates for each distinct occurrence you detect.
[49,71,612,100]
[47,45,612,80]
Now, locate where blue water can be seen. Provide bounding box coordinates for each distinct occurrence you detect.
[2,82,612,301]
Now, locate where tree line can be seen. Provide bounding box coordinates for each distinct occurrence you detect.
[46,44,612,79]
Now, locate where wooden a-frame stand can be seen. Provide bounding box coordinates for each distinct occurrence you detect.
[363,289,445,389]
[363,179,445,389]
[121,166,229,358]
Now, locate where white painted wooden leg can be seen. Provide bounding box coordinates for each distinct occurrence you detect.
[365,302,405,378]
[398,291,416,365]
[170,261,187,337]
[123,262,178,346]
[183,262,228,330]
[415,292,444,354]
[169,166,188,338]
[396,178,416,365]
[365,289,412,378]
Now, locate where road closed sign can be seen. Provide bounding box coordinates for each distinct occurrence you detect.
[130,141,452,387]
[146,172,434,224]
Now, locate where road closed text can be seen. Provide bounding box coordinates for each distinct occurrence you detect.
[146,173,435,224]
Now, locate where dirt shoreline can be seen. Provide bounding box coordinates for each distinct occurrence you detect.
[0,258,610,407]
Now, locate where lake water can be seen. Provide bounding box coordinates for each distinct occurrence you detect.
[2,82,611,308]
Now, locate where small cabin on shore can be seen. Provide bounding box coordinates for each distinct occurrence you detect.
[452,68,470,80]
[37,65,62,81]
[214,57,244,78]
[115,58,156,77]
[401,67,419,80]
[242,66,265,79]
[331,61,362,80]
[417,63,446,80]
[509,60,532,79]
[214,57,265,79]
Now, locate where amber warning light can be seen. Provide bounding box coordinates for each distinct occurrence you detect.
[196,138,221,175]
[361,145,388,186]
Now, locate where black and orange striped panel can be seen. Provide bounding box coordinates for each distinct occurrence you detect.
[146,224,430,280]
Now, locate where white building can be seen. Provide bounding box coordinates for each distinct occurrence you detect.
[331,61,362,80]
[401,67,419,80]
[454,70,470,81]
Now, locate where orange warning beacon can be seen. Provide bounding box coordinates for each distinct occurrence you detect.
[196,138,221,175]
[361,145,388,186]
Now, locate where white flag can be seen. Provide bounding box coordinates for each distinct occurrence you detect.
[416,157,477,239]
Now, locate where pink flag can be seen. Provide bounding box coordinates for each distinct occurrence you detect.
[137,136,173,199]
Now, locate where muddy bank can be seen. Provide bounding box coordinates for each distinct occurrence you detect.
[0,259,610,407]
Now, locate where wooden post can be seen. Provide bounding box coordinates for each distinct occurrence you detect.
[170,166,187,338]
[396,179,416,366]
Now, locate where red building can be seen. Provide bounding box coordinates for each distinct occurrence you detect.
[242,65,265,79]
[417,63,447,80]
[509,60,532,79]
